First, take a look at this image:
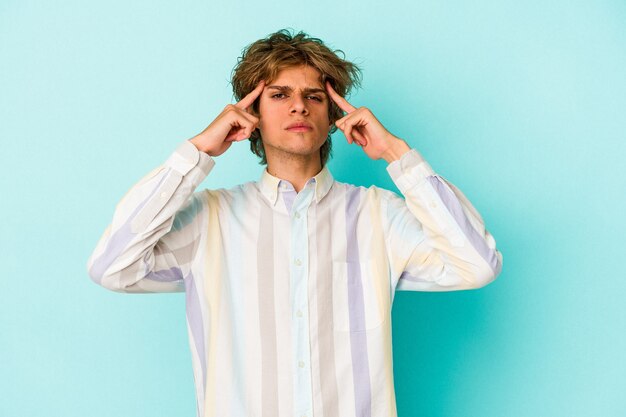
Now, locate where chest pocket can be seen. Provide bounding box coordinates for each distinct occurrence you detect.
[332,260,386,332]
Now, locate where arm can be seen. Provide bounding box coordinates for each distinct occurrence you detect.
[323,81,502,292]
[383,148,503,292]
[86,140,214,293]
[87,81,267,293]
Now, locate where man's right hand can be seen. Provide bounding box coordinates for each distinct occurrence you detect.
[189,80,265,157]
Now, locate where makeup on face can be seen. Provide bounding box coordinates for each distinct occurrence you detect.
[266,85,328,102]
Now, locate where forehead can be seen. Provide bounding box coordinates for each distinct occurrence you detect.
[269,65,323,87]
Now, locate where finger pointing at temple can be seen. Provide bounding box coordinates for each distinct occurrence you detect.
[236,80,266,112]
[325,81,356,114]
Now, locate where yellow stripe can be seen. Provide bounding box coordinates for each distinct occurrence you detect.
[204,191,222,417]
[368,189,396,416]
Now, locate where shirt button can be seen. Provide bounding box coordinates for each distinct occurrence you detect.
[297,310,303,317]
[160,192,168,198]
[430,201,437,208]
[294,258,301,266]
[298,361,305,368]
[294,212,301,219]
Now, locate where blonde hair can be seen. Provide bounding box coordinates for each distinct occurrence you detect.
[230,28,363,166]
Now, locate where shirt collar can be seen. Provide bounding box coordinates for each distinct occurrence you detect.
[258,164,334,206]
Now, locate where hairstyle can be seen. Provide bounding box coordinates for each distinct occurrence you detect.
[230,28,363,167]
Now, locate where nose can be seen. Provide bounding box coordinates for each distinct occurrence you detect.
[289,93,309,115]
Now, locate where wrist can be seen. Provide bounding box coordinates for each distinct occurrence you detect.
[189,137,211,154]
[382,138,411,163]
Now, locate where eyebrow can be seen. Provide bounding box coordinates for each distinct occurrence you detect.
[266,85,327,95]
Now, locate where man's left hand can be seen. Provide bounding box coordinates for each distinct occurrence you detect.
[325,81,411,163]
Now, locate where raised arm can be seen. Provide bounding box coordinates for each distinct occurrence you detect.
[383,150,503,292]
[87,80,266,293]
[324,80,503,292]
[86,141,214,293]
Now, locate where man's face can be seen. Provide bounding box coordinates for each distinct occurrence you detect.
[256,64,332,164]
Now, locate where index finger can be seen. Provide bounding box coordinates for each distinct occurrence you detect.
[236,80,266,110]
[325,81,356,113]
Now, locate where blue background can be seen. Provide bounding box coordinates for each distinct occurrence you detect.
[1,0,625,416]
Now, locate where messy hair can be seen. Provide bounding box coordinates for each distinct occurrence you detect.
[230,28,363,166]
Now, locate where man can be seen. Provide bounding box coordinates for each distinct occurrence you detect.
[87,29,503,417]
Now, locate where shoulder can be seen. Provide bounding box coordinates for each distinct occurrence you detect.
[331,179,401,205]
[202,180,258,206]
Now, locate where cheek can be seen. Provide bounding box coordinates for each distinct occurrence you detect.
[322,107,331,127]
[259,110,278,127]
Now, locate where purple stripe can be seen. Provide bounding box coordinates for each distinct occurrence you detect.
[184,272,207,416]
[88,171,170,283]
[427,176,502,276]
[282,189,296,213]
[144,264,184,282]
[399,270,431,283]
[345,187,372,417]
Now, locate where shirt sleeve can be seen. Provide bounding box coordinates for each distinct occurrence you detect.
[382,148,503,292]
[86,140,215,293]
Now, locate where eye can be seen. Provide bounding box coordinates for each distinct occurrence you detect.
[271,93,286,99]
[307,95,323,101]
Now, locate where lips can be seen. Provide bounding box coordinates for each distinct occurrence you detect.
[286,121,313,131]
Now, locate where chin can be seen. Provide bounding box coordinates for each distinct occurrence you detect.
[281,144,322,156]
[287,147,320,156]
[263,135,326,158]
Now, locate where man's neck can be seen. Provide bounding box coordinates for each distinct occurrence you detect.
[266,152,322,193]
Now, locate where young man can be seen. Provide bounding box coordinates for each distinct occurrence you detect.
[87,29,503,417]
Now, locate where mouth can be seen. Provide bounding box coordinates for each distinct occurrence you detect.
[286,122,313,132]
[286,126,312,132]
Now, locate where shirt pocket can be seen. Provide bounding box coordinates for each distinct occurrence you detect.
[332,260,385,333]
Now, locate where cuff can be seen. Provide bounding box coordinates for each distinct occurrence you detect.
[165,140,215,176]
[386,148,436,194]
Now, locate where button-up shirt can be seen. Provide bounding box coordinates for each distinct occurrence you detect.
[87,139,503,417]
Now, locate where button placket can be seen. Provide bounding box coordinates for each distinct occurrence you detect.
[289,185,315,416]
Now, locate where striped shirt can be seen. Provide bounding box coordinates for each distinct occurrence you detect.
[87,139,503,417]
